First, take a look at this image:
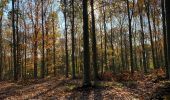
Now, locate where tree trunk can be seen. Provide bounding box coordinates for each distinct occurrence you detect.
[12,0,18,81]
[102,2,107,71]
[124,34,129,70]
[52,14,56,76]
[151,7,159,68]
[110,14,115,73]
[161,0,168,78]
[120,27,125,70]
[90,0,99,80]
[144,0,156,69]
[41,0,45,78]
[165,0,170,79]
[16,0,21,79]
[82,0,91,87]
[0,15,2,81]
[23,17,27,78]
[34,3,39,79]
[133,22,138,70]
[45,20,49,76]
[126,0,134,75]
[99,21,103,74]
[137,1,147,73]
[71,0,76,79]
[64,0,69,78]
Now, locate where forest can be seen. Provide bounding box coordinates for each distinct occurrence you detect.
[0,0,170,99]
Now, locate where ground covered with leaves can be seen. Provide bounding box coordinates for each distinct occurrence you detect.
[0,70,170,100]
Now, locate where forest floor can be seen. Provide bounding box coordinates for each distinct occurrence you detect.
[0,69,170,100]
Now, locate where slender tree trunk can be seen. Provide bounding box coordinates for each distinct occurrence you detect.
[24,25,27,78]
[71,0,76,79]
[161,0,168,78]
[82,0,91,87]
[23,11,27,78]
[90,0,98,80]
[34,2,39,79]
[78,35,81,75]
[12,0,18,81]
[124,34,129,70]
[110,14,115,73]
[3,48,6,79]
[10,38,13,79]
[126,0,134,75]
[16,0,21,79]
[144,0,156,69]
[102,2,107,71]
[138,2,147,73]
[151,7,159,68]
[41,0,45,78]
[0,15,2,81]
[99,21,103,74]
[45,20,49,76]
[34,28,38,79]
[52,14,56,76]
[133,22,138,70]
[64,0,69,78]
[165,0,170,79]
[120,27,124,70]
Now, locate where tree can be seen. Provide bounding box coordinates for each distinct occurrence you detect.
[150,1,159,68]
[126,0,134,75]
[12,0,18,81]
[52,11,57,76]
[109,13,115,73]
[161,0,168,78]
[33,1,39,79]
[16,0,21,79]
[165,0,170,79]
[0,0,7,80]
[90,0,99,80]
[82,0,91,87]
[63,0,69,78]
[103,1,108,71]
[99,21,104,74]
[0,10,2,81]
[71,0,76,79]
[41,0,45,78]
[137,0,147,73]
[144,0,156,69]
[22,9,27,78]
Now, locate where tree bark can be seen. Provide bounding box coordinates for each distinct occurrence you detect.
[161,0,169,78]
[144,0,156,69]
[82,0,91,87]
[102,1,107,71]
[12,0,18,81]
[33,1,39,79]
[165,0,170,79]
[71,0,76,79]
[137,2,147,73]
[110,14,115,73]
[64,0,69,78]
[41,0,45,78]
[126,0,134,75]
[90,0,99,80]
[0,15,2,81]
